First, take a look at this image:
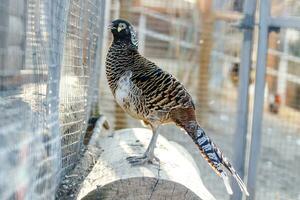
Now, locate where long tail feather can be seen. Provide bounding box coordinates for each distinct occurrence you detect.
[187,123,249,196]
[221,172,233,195]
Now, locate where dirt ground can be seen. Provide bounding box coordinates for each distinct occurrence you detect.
[55,146,103,200]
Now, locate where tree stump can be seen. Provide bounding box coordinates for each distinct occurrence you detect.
[77,128,215,200]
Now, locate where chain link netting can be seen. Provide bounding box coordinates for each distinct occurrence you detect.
[0,0,105,199]
[98,0,300,199]
[59,0,104,175]
[97,1,241,198]
[1,0,300,199]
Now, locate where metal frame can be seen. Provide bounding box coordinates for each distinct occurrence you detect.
[228,0,300,199]
[246,0,270,199]
[270,16,300,30]
[231,0,257,199]
[247,0,300,199]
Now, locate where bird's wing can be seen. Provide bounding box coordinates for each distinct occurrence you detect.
[131,65,195,113]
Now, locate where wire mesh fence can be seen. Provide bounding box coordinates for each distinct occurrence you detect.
[0,0,300,199]
[0,0,105,199]
[99,0,300,199]
[98,0,244,199]
[59,0,104,175]
[255,28,300,200]
[0,1,68,199]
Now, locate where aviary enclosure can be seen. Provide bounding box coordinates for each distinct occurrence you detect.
[0,0,299,199]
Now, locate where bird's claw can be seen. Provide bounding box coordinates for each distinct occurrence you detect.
[126,155,159,166]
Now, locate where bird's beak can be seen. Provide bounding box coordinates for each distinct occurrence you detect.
[108,23,116,30]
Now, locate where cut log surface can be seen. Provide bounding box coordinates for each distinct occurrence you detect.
[77,128,216,200]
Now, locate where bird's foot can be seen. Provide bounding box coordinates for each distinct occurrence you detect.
[108,131,115,138]
[126,154,159,166]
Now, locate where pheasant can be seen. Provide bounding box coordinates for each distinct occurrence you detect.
[106,19,249,196]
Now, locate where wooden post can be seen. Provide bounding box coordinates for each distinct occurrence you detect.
[266,32,280,94]
[277,31,288,104]
[196,0,214,122]
[77,128,216,200]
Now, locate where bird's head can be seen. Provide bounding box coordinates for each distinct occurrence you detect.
[108,19,138,48]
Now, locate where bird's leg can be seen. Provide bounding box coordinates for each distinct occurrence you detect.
[144,126,160,161]
[126,125,160,166]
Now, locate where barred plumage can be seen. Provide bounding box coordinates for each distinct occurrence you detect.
[106,19,249,196]
[106,41,193,122]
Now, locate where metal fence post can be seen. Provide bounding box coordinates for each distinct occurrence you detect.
[138,13,146,55]
[231,0,257,199]
[94,0,106,109]
[231,0,257,200]
[247,0,271,199]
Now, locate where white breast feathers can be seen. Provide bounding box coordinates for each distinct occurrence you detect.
[115,71,133,108]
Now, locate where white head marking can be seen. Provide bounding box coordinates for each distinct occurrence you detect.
[118,23,127,32]
[129,26,138,47]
